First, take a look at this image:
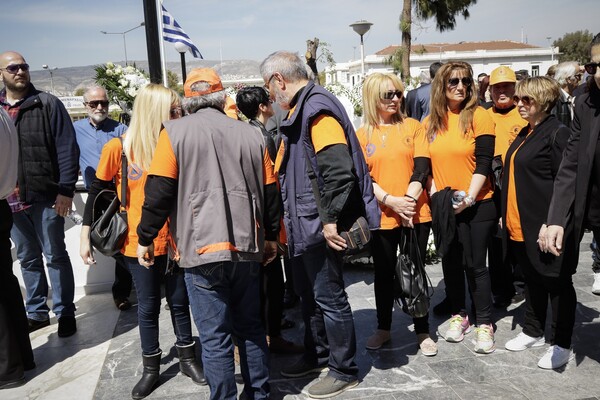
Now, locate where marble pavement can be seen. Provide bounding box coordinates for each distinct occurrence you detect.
[4,233,600,399]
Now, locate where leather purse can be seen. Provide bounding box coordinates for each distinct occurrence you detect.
[89,147,129,257]
[338,216,371,259]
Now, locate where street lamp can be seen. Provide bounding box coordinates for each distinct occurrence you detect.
[350,20,373,80]
[101,22,145,65]
[174,42,188,84]
[437,41,465,62]
[42,64,56,94]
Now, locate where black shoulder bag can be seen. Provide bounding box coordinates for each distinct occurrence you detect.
[89,147,129,257]
[393,229,433,318]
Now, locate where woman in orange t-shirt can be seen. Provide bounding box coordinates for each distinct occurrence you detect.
[425,61,496,354]
[357,73,436,356]
[79,84,205,398]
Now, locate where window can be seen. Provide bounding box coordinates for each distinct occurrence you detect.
[532,65,539,77]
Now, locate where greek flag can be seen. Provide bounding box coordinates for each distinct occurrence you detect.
[161,5,203,59]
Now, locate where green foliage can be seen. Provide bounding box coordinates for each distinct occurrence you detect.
[94,62,149,112]
[317,41,336,70]
[73,87,85,96]
[553,30,594,63]
[385,48,404,75]
[167,70,183,96]
[325,82,363,117]
[413,0,477,32]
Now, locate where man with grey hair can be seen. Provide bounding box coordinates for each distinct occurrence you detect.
[552,61,582,127]
[405,61,442,121]
[73,85,132,311]
[136,67,280,400]
[260,51,380,398]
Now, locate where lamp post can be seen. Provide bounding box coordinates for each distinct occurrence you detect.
[101,22,145,65]
[350,20,373,80]
[174,42,188,84]
[437,41,465,62]
[42,64,56,94]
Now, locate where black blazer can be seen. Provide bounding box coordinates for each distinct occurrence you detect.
[501,114,572,276]
[548,81,600,249]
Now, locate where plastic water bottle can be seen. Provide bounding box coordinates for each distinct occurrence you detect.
[66,209,83,225]
[451,190,466,206]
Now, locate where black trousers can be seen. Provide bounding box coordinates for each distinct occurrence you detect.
[0,200,34,382]
[510,241,576,348]
[441,216,494,325]
[259,256,285,337]
[371,223,431,335]
[112,253,132,302]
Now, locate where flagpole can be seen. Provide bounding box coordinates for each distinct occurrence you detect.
[158,0,168,87]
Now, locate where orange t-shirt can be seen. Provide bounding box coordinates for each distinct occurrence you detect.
[487,107,527,163]
[505,129,533,242]
[357,118,431,228]
[95,138,170,257]
[425,107,496,201]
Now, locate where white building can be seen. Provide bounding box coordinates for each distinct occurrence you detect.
[327,40,558,88]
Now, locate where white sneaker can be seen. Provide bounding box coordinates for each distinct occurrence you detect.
[592,273,600,295]
[537,345,574,369]
[505,332,545,352]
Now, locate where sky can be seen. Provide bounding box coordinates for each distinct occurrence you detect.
[1,0,599,73]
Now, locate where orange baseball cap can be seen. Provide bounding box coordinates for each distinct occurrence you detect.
[184,68,224,98]
[489,66,516,85]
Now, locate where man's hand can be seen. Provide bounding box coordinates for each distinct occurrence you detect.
[137,243,155,269]
[79,225,96,265]
[263,240,278,265]
[54,194,73,217]
[323,222,347,251]
[541,224,564,256]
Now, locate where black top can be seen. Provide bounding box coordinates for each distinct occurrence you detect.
[586,135,600,228]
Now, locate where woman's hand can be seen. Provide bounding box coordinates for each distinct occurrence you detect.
[386,195,416,220]
[79,225,95,265]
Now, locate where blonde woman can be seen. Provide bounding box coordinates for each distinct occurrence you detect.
[424,61,497,354]
[357,73,437,356]
[80,84,205,399]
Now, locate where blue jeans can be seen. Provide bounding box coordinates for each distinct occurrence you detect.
[11,201,75,320]
[125,256,192,355]
[185,261,269,400]
[292,244,358,381]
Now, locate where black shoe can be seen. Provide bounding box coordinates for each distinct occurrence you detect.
[115,298,132,311]
[132,351,161,399]
[280,357,328,378]
[493,295,511,308]
[0,376,26,390]
[28,318,50,333]
[58,316,77,338]
[176,343,207,385]
[432,296,451,316]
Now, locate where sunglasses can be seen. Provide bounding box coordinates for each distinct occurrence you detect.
[381,90,402,100]
[170,106,182,119]
[585,62,600,75]
[0,63,29,74]
[85,100,109,108]
[513,95,533,106]
[568,74,582,82]
[447,77,473,87]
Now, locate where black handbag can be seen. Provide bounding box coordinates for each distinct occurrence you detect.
[89,148,129,257]
[393,229,433,318]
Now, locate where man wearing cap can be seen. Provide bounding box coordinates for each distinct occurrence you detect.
[136,68,280,400]
[260,51,380,398]
[487,66,528,308]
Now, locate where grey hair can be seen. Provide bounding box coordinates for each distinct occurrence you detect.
[82,85,108,102]
[553,61,580,86]
[182,90,227,114]
[260,51,309,83]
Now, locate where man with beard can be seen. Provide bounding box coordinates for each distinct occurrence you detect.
[74,86,132,311]
[0,51,79,337]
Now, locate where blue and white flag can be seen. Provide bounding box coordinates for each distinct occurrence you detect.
[161,5,203,59]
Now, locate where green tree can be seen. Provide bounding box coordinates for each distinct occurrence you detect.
[73,87,85,96]
[553,30,593,63]
[393,0,477,80]
[167,70,183,96]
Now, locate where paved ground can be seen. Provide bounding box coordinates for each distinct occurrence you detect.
[5,233,600,399]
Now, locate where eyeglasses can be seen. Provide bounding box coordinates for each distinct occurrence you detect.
[447,77,473,88]
[585,62,600,75]
[0,63,29,74]
[170,106,182,119]
[513,95,533,106]
[263,74,277,91]
[84,100,109,108]
[381,90,402,100]
[568,74,582,82]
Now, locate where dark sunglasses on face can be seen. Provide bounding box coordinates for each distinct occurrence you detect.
[170,106,182,118]
[585,62,600,75]
[513,95,532,106]
[85,100,109,108]
[447,77,473,87]
[381,90,402,100]
[1,63,29,74]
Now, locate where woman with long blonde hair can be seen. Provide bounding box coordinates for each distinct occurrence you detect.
[424,61,497,354]
[80,84,205,399]
[357,73,436,356]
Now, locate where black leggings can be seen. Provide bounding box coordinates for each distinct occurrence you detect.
[510,241,576,348]
[441,217,494,325]
[371,223,431,335]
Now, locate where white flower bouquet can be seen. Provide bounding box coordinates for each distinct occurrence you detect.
[94,62,149,113]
